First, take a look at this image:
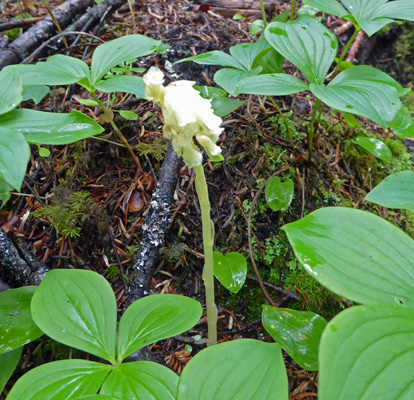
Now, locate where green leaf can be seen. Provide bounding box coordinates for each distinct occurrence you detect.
[209,153,224,162]
[390,105,414,138]
[76,396,121,400]
[76,98,100,107]
[303,0,347,17]
[250,19,265,35]
[232,13,245,21]
[213,251,247,293]
[100,362,179,400]
[214,67,262,95]
[0,347,23,393]
[38,147,51,157]
[365,171,414,211]
[235,73,308,96]
[194,86,228,100]
[297,4,319,17]
[211,97,244,117]
[229,40,272,70]
[377,0,414,21]
[177,339,288,400]
[7,360,111,400]
[0,68,22,115]
[265,177,294,212]
[0,175,13,206]
[329,65,408,97]
[6,55,90,86]
[90,35,161,84]
[0,109,104,145]
[342,0,413,36]
[94,75,145,99]
[262,305,326,371]
[271,10,290,23]
[310,66,403,128]
[175,51,244,70]
[21,85,49,105]
[265,16,337,84]
[342,112,359,127]
[194,86,243,117]
[0,129,30,190]
[319,304,414,400]
[117,110,138,121]
[282,207,414,308]
[353,137,392,162]
[117,294,202,362]
[0,287,43,353]
[31,270,117,363]
[253,48,284,74]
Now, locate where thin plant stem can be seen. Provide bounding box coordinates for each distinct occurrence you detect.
[290,0,295,21]
[40,0,68,48]
[315,103,326,135]
[194,164,218,346]
[269,97,296,153]
[259,0,267,27]
[91,91,144,174]
[308,98,321,161]
[333,27,361,75]
[127,0,137,34]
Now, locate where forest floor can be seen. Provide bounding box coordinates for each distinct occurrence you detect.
[1,0,414,398]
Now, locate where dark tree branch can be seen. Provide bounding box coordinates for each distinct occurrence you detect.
[127,142,182,306]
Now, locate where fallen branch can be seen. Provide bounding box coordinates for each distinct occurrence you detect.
[0,17,43,33]
[127,142,182,306]
[0,0,93,69]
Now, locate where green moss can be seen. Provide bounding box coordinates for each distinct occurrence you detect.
[136,136,168,161]
[33,190,108,239]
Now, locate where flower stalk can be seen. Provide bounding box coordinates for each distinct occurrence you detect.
[194,164,218,346]
[143,67,222,345]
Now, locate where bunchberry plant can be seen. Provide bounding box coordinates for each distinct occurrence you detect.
[1,269,202,398]
[279,203,414,399]
[177,1,414,161]
[5,34,163,171]
[0,68,103,206]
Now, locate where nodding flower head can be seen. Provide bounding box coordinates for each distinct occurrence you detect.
[143,67,223,168]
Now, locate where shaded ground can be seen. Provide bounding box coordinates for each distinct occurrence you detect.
[1,0,414,398]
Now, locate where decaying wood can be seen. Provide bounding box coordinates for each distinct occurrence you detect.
[127,142,182,306]
[0,17,43,33]
[63,0,128,49]
[0,0,93,69]
[193,0,274,18]
[0,229,49,288]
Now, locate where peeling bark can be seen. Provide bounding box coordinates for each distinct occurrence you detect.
[127,142,182,306]
[0,229,48,287]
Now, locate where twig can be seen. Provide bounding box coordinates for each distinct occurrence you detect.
[40,0,69,48]
[246,275,298,301]
[0,17,42,32]
[21,31,104,64]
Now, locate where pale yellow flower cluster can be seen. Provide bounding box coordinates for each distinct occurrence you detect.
[143,67,223,168]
